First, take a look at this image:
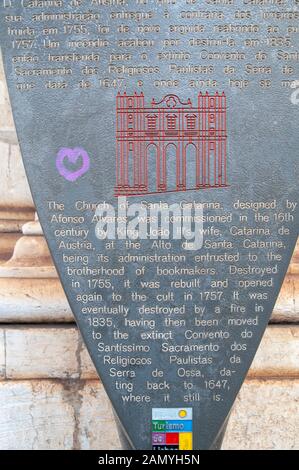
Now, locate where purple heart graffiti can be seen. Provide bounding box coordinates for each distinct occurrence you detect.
[56,147,90,182]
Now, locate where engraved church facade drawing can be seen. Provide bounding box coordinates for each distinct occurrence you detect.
[115,91,227,196]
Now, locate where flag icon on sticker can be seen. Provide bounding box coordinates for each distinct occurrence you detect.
[152,408,193,450]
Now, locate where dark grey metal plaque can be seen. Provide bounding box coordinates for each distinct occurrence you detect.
[0,1,298,450]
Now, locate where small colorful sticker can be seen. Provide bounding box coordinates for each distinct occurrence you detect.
[152,408,193,450]
[56,147,90,182]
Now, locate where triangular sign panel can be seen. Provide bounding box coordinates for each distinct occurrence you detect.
[1,2,298,450]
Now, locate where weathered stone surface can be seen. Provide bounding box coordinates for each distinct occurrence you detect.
[0,52,14,132]
[0,278,71,322]
[5,327,84,380]
[1,325,298,380]
[0,210,34,221]
[272,274,298,323]
[270,274,298,323]
[0,380,119,450]
[0,236,57,278]
[289,240,299,274]
[249,326,299,378]
[3,326,96,380]
[0,379,297,450]
[223,379,299,450]
[0,220,25,233]
[0,331,4,380]
[0,380,76,450]
[0,142,33,210]
[5,236,52,267]
[22,220,43,236]
[77,381,119,450]
[0,233,22,262]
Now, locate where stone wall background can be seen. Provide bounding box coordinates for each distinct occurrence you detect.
[0,54,298,450]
